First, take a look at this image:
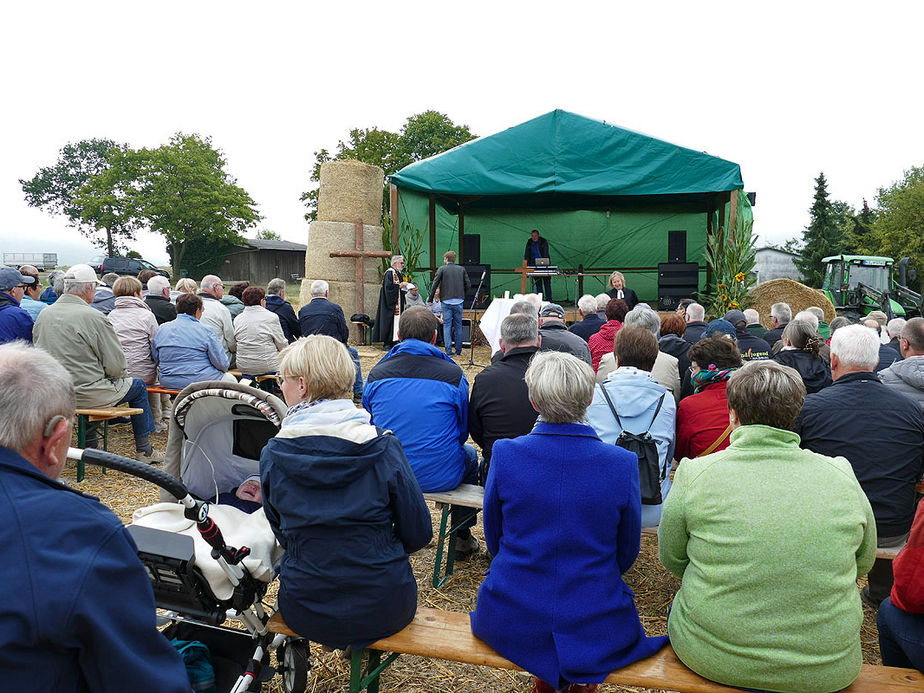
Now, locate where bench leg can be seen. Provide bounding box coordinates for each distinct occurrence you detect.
[76,415,88,482]
[431,504,481,588]
[350,648,399,693]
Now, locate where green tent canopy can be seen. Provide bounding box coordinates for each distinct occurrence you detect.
[389,109,749,303]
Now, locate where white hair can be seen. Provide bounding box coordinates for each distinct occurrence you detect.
[391,255,404,266]
[831,324,880,370]
[500,313,539,347]
[65,281,94,296]
[623,306,660,338]
[686,302,705,321]
[806,306,825,322]
[200,274,222,291]
[793,310,819,331]
[0,342,75,452]
[577,294,597,315]
[523,293,542,309]
[770,302,792,323]
[310,279,329,297]
[743,308,759,324]
[147,275,169,295]
[888,317,907,338]
[267,278,286,296]
[595,293,611,311]
[524,351,595,423]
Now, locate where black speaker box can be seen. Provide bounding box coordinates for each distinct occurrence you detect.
[462,234,481,265]
[657,262,699,311]
[463,264,490,309]
[668,230,687,264]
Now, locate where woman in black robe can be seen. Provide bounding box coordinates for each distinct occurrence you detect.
[372,255,406,348]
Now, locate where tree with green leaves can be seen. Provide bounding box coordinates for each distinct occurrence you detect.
[300,110,476,222]
[849,198,876,253]
[255,228,282,241]
[123,133,261,274]
[795,172,842,287]
[869,166,924,290]
[20,138,140,256]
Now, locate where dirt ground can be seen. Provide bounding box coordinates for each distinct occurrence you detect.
[66,341,884,693]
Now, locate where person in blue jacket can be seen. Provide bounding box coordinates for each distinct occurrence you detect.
[471,350,668,693]
[0,266,35,344]
[0,342,189,692]
[153,293,233,390]
[261,335,432,648]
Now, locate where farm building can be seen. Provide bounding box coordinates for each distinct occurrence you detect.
[222,239,306,285]
[754,246,804,283]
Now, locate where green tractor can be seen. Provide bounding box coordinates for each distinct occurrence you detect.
[821,254,923,321]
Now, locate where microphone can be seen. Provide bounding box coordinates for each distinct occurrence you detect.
[480,270,486,281]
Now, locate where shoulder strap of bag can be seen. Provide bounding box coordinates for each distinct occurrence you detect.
[645,393,665,434]
[599,384,623,429]
[698,423,733,457]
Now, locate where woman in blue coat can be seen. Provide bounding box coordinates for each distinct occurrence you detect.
[260,335,432,648]
[470,351,668,692]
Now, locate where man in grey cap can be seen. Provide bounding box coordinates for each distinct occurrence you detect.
[537,303,592,365]
[33,264,164,463]
[0,266,36,344]
[724,308,771,361]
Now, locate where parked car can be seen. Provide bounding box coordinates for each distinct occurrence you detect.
[100,257,170,279]
[88,255,105,274]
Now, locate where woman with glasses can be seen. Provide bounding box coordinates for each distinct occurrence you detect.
[675,336,743,460]
[260,335,431,649]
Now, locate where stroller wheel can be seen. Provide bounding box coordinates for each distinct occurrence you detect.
[279,638,310,693]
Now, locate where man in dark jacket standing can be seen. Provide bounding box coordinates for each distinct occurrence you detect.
[762,302,792,347]
[299,279,363,401]
[0,342,189,692]
[524,228,552,300]
[144,275,177,325]
[880,317,924,408]
[470,313,540,478]
[427,251,470,356]
[569,294,605,342]
[265,277,300,343]
[794,324,924,608]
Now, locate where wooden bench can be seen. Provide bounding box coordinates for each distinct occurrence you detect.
[422,484,484,588]
[74,406,144,481]
[146,385,181,396]
[268,607,924,693]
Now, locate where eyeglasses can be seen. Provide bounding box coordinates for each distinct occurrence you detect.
[274,374,287,386]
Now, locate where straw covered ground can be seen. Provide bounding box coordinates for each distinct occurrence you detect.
[67,342,884,692]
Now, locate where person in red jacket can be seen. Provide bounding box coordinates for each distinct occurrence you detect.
[675,336,743,460]
[878,500,924,671]
[588,298,628,372]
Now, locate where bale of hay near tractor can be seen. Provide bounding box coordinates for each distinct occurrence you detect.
[316,159,384,224]
[749,278,837,328]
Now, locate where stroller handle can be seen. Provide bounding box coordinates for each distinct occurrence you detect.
[68,447,190,501]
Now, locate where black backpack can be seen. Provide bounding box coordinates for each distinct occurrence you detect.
[599,387,665,505]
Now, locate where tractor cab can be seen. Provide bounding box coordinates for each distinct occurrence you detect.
[822,255,921,320]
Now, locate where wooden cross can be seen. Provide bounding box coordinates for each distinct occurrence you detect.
[328,218,392,315]
[513,260,531,293]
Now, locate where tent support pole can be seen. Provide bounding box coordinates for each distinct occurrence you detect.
[429,196,437,279]
[390,184,399,248]
[458,203,465,261]
[728,190,739,234]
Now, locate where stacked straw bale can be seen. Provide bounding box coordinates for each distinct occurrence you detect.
[301,160,386,322]
[749,278,837,328]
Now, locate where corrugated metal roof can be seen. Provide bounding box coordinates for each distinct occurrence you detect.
[242,238,307,251]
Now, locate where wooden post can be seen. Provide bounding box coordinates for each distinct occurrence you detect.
[428,196,437,279]
[728,189,739,235]
[578,263,584,296]
[328,218,392,316]
[514,261,530,294]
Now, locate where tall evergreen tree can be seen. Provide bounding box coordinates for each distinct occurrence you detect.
[795,172,840,287]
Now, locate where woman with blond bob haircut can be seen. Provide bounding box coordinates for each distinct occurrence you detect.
[606,270,639,309]
[260,334,432,650]
[472,351,667,693]
[659,360,876,693]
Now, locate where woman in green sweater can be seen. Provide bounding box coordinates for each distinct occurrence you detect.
[659,359,877,693]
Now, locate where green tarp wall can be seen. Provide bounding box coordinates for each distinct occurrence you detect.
[390,110,749,302]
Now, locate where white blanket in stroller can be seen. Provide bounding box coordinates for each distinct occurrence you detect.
[132,503,284,601]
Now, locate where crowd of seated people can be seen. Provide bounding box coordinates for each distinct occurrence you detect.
[11,256,924,691]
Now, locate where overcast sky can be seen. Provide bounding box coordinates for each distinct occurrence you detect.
[3,1,922,266]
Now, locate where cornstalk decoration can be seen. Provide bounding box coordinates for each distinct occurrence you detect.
[702,211,757,318]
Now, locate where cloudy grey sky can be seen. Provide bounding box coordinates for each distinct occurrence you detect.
[3,1,922,265]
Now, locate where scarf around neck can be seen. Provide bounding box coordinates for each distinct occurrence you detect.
[691,365,736,394]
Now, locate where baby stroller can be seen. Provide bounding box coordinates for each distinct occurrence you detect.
[68,380,310,693]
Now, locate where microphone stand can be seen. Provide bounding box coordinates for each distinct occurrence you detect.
[466,270,487,368]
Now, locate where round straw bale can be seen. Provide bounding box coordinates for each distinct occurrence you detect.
[317,160,384,224]
[304,220,385,282]
[748,278,837,328]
